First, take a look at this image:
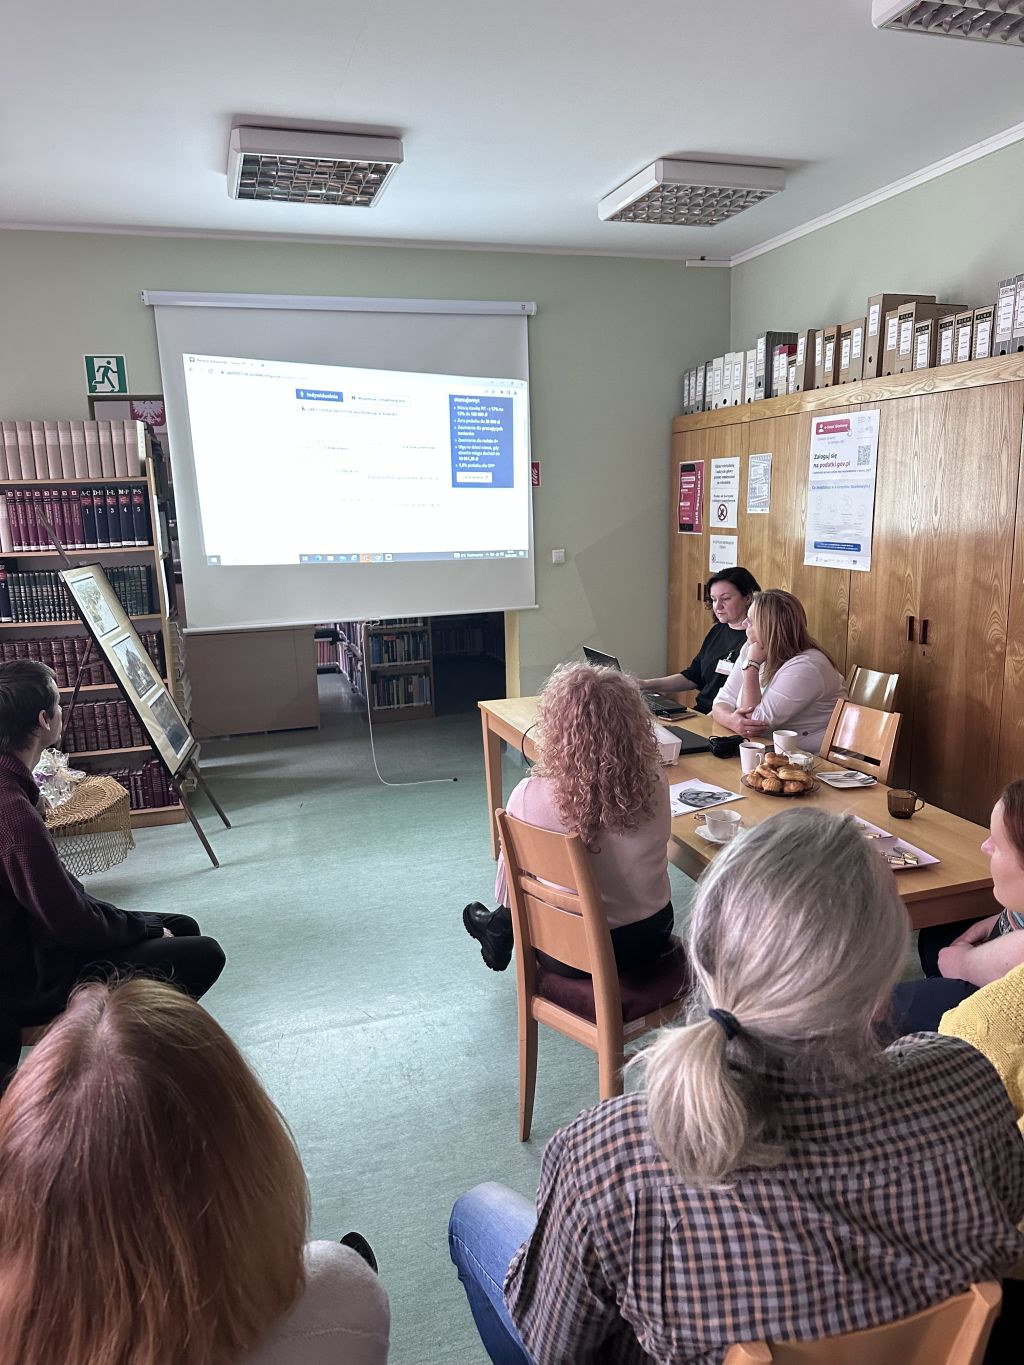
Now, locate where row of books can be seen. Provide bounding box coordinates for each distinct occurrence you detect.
[66,700,146,753]
[0,564,155,623]
[370,674,432,708]
[0,485,151,552]
[367,630,431,666]
[0,419,145,481]
[0,631,165,687]
[104,760,181,811]
[431,623,501,656]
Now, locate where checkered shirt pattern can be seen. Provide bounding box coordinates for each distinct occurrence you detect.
[505,1034,1024,1364]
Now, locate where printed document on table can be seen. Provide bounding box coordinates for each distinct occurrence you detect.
[670,779,745,814]
[803,410,880,572]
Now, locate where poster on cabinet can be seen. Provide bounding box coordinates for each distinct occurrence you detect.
[709,457,740,529]
[746,452,772,514]
[803,410,880,573]
[709,535,738,575]
[677,460,704,534]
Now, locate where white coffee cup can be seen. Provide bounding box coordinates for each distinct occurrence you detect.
[739,741,765,775]
[773,729,799,754]
[703,808,742,842]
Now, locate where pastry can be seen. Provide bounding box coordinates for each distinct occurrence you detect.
[777,765,807,782]
[761,775,783,793]
[764,753,788,769]
[753,764,774,781]
[745,773,764,789]
[782,780,807,794]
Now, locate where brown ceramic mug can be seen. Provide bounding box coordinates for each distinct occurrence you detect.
[887,789,925,819]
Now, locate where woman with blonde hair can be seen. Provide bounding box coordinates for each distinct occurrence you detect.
[462,661,672,976]
[451,810,1024,1363]
[712,587,846,753]
[0,978,389,1365]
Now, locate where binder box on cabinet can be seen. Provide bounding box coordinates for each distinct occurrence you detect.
[743,350,757,403]
[1013,276,1024,352]
[695,361,708,412]
[772,343,796,398]
[787,360,798,394]
[994,277,1016,355]
[937,314,958,367]
[953,309,975,365]
[894,302,965,374]
[793,330,816,392]
[755,330,797,398]
[816,324,841,388]
[881,309,901,376]
[973,305,995,361]
[864,293,936,376]
[729,351,745,405]
[913,318,937,371]
[682,370,692,414]
[710,356,725,409]
[838,319,865,384]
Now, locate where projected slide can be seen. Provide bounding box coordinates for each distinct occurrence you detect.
[181,355,530,567]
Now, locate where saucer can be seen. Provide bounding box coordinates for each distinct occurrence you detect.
[695,823,737,846]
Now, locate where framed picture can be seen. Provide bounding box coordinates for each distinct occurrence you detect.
[59,563,196,780]
[88,392,167,437]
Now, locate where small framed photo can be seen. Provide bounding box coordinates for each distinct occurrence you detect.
[59,563,195,779]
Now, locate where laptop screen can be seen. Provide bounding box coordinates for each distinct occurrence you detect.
[582,646,621,670]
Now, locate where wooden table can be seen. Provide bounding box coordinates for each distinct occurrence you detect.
[479,698,996,931]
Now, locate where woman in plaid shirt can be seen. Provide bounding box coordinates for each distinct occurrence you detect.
[450,809,1024,1364]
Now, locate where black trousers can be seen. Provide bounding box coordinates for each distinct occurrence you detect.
[1,912,225,1084]
[490,902,675,979]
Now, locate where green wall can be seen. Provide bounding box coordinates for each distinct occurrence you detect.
[731,137,1024,348]
[0,230,729,693]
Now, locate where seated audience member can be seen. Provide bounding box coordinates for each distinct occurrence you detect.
[712,588,846,754]
[0,979,390,1365]
[450,810,1024,1365]
[890,779,1024,1033]
[639,565,761,714]
[940,963,1024,1137]
[0,659,224,1080]
[462,662,672,976]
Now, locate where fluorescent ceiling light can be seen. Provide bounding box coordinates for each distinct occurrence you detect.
[227,126,404,206]
[598,159,784,227]
[872,1,1024,45]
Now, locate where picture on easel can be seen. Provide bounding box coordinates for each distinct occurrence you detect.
[59,563,196,780]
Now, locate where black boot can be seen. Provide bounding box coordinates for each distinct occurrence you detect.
[340,1231,378,1274]
[462,902,514,972]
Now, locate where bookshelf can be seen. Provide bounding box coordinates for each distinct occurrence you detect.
[363,619,434,722]
[0,421,190,829]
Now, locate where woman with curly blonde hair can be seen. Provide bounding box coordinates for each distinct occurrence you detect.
[463,662,672,975]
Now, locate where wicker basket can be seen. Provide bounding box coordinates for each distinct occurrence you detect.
[45,775,135,877]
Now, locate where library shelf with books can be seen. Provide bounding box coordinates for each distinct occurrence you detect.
[361,619,434,723]
[0,419,192,829]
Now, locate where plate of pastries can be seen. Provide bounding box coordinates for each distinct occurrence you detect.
[742,751,819,797]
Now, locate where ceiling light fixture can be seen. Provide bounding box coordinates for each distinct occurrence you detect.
[226,126,404,206]
[872,1,1024,45]
[598,159,785,227]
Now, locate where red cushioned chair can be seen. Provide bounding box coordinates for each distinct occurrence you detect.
[497,808,689,1141]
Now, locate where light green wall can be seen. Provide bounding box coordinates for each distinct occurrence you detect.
[731,137,1024,347]
[0,230,729,693]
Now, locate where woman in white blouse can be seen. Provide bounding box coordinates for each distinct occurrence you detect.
[712,589,846,754]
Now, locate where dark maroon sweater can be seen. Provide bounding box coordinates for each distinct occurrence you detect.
[0,752,160,1022]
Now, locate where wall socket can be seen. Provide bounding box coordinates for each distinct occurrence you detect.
[551,548,566,564]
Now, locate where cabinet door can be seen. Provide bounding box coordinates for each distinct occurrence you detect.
[997,415,1024,794]
[914,383,1022,824]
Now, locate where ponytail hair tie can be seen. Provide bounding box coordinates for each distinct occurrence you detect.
[708,1008,741,1041]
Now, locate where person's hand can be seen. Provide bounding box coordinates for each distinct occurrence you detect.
[736,716,768,738]
[953,914,998,946]
[162,928,173,938]
[938,943,972,980]
[745,642,767,666]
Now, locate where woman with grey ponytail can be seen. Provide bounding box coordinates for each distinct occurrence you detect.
[451,809,1024,1364]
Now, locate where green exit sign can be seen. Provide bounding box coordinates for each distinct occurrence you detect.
[84,354,128,394]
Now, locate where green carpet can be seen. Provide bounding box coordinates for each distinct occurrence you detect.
[85,675,697,1365]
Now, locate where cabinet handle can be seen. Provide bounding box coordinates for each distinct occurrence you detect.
[920,618,930,646]
[696,580,703,602]
[906,615,916,643]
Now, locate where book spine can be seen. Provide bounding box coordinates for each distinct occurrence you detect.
[0,497,11,555]
[0,562,12,623]
[110,423,129,477]
[97,422,115,478]
[30,488,45,550]
[9,490,25,551]
[131,486,149,545]
[30,421,48,479]
[56,420,74,479]
[81,488,98,550]
[118,486,133,546]
[105,487,121,548]
[70,420,89,479]
[125,422,143,476]
[0,422,12,479]
[43,421,63,479]
[84,426,102,479]
[67,488,85,550]
[15,422,32,481]
[48,486,69,551]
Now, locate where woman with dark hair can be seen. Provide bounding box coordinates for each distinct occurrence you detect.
[891,778,1024,1032]
[450,810,1024,1364]
[0,979,390,1365]
[462,662,672,976]
[640,565,760,714]
[712,587,846,753]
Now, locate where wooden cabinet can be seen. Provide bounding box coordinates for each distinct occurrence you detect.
[669,357,1024,826]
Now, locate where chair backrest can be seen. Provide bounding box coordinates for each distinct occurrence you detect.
[846,665,899,713]
[819,699,902,785]
[724,1281,1001,1365]
[496,809,621,1016]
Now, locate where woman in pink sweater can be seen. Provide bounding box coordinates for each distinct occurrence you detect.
[463,662,673,976]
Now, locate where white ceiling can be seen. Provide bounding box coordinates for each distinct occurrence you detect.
[3,0,1023,261]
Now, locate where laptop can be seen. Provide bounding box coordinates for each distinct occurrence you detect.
[582,647,693,718]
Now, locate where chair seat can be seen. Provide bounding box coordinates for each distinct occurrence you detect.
[535,937,688,1025]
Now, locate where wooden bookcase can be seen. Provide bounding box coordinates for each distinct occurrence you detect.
[668,352,1024,827]
[361,619,434,723]
[0,435,188,828]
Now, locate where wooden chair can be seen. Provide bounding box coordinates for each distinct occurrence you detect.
[497,809,688,1141]
[724,1281,1001,1365]
[819,699,902,786]
[846,665,899,713]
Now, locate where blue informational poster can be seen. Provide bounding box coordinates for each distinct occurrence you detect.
[449,395,514,488]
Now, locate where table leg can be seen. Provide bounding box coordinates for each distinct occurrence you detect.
[481,710,503,859]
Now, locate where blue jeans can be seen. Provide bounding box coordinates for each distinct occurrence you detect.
[449,1183,538,1365]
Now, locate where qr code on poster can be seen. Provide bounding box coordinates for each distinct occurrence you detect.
[856,444,872,468]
